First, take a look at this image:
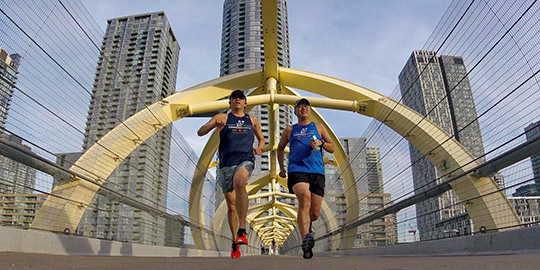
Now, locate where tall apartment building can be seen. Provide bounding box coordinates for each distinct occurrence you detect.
[0,48,20,131]
[77,12,179,245]
[525,121,540,195]
[164,215,186,248]
[0,134,37,194]
[324,137,397,247]
[0,193,47,227]
[508,196,540,226]
[398,50,487,240]
[220,0,292,178]
[356,193,398,246]
[366,147,384,194]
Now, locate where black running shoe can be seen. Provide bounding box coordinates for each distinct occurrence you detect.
[302,233,314,259]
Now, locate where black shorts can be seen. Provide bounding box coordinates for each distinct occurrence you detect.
[287,172,325,197]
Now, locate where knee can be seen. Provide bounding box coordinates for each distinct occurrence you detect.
[233,180,246,191]
[227,204,236,214]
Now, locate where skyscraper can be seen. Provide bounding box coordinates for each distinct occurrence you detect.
[398,50,487,240]
[0,48,20,131]
[220,0,292,177]
[366,147,384,194]
[0,134,37,194]
[525,121,540,195]
[78,12,179,245]
[324,137,396,247]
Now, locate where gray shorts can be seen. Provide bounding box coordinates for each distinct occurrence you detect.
[217,161,255,193]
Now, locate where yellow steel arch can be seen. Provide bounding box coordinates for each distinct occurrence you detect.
[31,66,520,248]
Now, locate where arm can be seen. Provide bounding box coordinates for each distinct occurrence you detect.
[250,115,265,155]
[277,126,292,178]
[197,113,226,136]
[316,123,335,153]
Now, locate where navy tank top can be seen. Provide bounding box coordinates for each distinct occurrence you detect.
[288,122,324,175]
[219,113,255,167]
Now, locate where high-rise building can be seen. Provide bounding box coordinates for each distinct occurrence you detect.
[0,193,47,227]
[508,196,540,227]
[356,193,397,247]
[525,121,540,195]
[78,12,179,245]
[398,50,488,240]
[220,0,292,178]
[0,48,20,131]
[0,134,37,194]
[164,215,186,248]
[366,147,384,194]
[324,137,396,247]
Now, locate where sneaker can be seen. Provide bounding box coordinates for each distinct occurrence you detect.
[231,242,241,259]
[302,233,314,259]
[236,231,248,245]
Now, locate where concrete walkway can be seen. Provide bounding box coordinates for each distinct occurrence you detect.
[1,252,539,270]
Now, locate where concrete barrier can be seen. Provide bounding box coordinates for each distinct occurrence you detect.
[0,226,235,257]
[3,225,540,257]
[318,226,540,257]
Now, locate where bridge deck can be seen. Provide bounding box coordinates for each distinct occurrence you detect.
[1,253,539,270]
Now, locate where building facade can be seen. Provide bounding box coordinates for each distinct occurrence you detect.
[525,121,540,195]
[508,196,540,227]
[324,137,397,247]
[398,50,487,240]
[0,193,47,227]
[164,215,186,248]
[78,12,179,245]
[0,134,37,194]
[0,48,20,132]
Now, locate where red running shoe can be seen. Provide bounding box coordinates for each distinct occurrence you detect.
[231,243,241,259]
[236,231,248,245]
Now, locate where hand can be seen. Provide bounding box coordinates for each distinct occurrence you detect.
[309,138,321,148]
[253,147,263,155]
[215,117,226,129]
[279,168,286,178]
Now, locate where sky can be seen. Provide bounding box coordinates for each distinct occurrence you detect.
[80,0,452,155]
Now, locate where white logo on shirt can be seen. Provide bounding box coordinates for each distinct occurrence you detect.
[236,120,244,127]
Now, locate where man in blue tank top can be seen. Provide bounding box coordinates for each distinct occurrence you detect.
[277,98,335,259]
[198,90,265,258]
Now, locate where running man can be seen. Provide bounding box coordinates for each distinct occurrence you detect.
[198,90,265,258]
[277,98,334,259]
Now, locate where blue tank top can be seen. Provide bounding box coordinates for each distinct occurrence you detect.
[219,113,255,167]
[288,122,324,175]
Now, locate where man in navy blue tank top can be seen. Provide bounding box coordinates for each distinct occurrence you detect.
[277,98,335,259]
[198,90,265,258]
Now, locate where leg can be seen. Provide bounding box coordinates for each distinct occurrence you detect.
[234,167,249,230]
[224,191,238,240]
[309,192,323,223]
[292,182,311,238]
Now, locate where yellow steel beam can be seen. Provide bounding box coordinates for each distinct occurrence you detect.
[261,0,278,80]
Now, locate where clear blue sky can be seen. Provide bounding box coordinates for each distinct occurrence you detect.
[81,0,451,155]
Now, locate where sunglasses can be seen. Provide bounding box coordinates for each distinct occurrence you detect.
[231,95,246,100]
